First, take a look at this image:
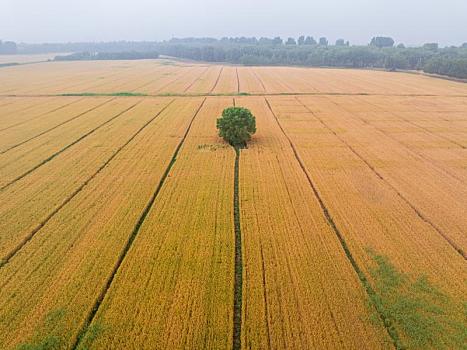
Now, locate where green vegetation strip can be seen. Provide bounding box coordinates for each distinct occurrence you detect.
[232,147,243,350]
[0,62,20,68]
[71,98,207,350]
[61,92,148,97]
[4,92,467,99]
[367,250,466,349]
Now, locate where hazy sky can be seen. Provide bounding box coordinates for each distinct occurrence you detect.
[2,0,466,46]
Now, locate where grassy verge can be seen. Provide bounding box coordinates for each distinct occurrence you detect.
[60,92,147,97]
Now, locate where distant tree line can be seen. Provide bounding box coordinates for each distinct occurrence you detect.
[0,40,18,54]
[154,37,467,79]
[19,41,161,54]
[8,37,467,79]
[54,51,159,61]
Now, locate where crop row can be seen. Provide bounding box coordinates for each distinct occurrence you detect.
[266,95,467,348]
[0,98,205,349]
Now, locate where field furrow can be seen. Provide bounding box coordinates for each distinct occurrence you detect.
[0,98,143,188]
[0,59,466,349]
[267,95,467,348]
[0,98,204,350]
[0,98,113,153]
[236,67,265,94]
[186,66,223,93]
[211,66,238,94]
[157,66,211,94]
[0,97,82,131]
[236,97,392,349]
[295,95,467,254]
[77,97,236,350]
[341,96,467,183]
[0,97,179,261]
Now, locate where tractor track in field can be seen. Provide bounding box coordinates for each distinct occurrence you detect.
[0,98,115,153]
[0,99,176,268]
[294,97,466,259]
[252,70,267,93]
[0,97,86,132]
[0,100,139,192]
[321,96,467,186]
[265,97,404,350]
[183,66,211,93]
[71,97,207,350]
[351,96,467,149]
[209,66,224,94]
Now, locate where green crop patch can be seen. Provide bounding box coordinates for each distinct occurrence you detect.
[367,250,466,349]
[61,92,147,97]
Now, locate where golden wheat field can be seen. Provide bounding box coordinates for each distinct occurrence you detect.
[0,59,466,350]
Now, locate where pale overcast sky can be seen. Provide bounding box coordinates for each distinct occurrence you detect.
[1,0,466,46]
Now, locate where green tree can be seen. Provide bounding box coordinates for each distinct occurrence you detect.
[423,42,438,50]
[370,36,395,48]
[319,37,328,46]
[286,37,297,45]
[272,37,283,45]
[297,36,305,46]
[335,39,345,46]
[304,36,317,45]
[217,107,256,147]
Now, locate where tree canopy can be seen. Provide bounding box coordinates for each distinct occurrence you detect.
[216,107,256,147]
[319,37,329,46]
[14,35,466,80]
[370,37,395,48]
[0,40,17,54]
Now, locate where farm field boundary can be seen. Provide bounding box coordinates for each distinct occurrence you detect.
[72,98,207,349]
[0,101,139,191]
[264,97,403,349]
[294,97,466,259]
[1,92,467,98]
[0,98,114,154]
[0,99,176,267]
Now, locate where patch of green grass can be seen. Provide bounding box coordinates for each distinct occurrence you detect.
[15,309,67,350]
[61,92,147,97]
[366,250,467,349]
[77,322,106,350]
[44,308,66,326]
[112,92,147,96]
[158,92,179,96]
[237,92,250,96]
[16,336,61,350]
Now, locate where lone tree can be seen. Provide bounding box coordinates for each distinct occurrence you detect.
[217,107,256,148]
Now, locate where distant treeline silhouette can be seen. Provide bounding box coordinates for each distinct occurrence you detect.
[8,37,467,79]
[0,40,18,54]
[54,51,160,61]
